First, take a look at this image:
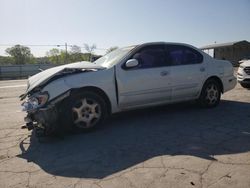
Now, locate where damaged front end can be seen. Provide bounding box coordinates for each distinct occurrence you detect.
[21,87,72,136]
[21,91,59,136]
[20,61,105,136]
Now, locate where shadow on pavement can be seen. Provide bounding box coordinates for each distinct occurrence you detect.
[18,100,250,178]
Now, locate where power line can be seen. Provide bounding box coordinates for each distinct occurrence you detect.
[0,44,64,47]
[0,44,107,50]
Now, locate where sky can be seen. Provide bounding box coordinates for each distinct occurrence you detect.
[0,0,250,57]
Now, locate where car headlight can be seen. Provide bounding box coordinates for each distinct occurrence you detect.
[22,92,49,112]
[36,92,49,106]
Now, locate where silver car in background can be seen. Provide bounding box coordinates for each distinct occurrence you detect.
[21,42,236,136]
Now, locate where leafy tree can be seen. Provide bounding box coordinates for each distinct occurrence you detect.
[106,46,118,54]
[46,48,60,64]
[5,45,34,64]
[84,43,96,61]
[70,45,81,54]
[45,44,102,64]
[59,50,67,63]
[70,45,82,62]
[0,56,15,64]
[46,48,60,57]
[35,57,50,64]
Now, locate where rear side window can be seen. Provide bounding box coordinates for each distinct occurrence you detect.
[166,45,203,66]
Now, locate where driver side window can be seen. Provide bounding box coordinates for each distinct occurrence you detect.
[125,45,167,69]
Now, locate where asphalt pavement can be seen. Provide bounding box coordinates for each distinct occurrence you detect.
[0,79,249,188]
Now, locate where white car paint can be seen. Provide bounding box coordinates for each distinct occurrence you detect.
[116,65,172,108]
[26,61,105,94]
[22,42,236,114]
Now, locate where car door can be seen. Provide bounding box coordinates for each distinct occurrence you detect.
[166,44,207,101]
[116,44,172,109]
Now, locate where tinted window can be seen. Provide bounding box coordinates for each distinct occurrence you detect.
[126,45,168,69]
[166,45,203,65]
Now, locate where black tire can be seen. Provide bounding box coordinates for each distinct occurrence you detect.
[61,91,108,132]
[198,79,221,108]
[240,83,250,89]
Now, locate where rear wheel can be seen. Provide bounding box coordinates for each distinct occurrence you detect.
[64,91,108,132]
[198,79,221,108]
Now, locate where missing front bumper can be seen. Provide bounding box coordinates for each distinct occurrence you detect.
[23,105,59,136]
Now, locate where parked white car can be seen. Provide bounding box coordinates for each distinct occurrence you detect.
[21,42,236,136]
[238,56,250,65]
[237,60,250,88]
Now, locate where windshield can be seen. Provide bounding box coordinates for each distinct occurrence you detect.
[94,46,136,68]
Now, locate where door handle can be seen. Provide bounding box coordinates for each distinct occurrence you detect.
[160,71,169,76]
[200,67,205,72]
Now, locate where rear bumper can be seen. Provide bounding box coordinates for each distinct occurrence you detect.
[223,76,237,93]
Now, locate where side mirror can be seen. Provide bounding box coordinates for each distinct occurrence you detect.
[125,59,139,68]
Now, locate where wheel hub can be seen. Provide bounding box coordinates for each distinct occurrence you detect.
[206,84,219,104]
[72,98,101,128]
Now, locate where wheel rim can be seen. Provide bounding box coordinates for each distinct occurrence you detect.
[72,98,101,129]
[205,83,219,105]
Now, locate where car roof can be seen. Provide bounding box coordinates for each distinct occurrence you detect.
[127,42,200,52]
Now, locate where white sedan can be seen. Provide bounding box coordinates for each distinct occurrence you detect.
[21,42,236,136]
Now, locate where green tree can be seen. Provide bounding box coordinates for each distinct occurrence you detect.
[59,50,67,63]
[70,45,82,62]
[46,48,60,64]
[0,56,15,64]
[5,45,34,64]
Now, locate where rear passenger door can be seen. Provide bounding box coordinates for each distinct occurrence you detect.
[166,44,207,101]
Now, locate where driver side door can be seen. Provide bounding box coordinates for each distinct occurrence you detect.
[116,44,172,109]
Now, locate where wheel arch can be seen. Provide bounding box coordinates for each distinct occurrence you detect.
[203,76,224,93]
[70,86,112,115]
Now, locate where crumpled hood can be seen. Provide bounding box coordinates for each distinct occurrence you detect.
[23,61,105,97]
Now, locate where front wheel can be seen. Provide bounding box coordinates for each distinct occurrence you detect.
[66,91,108,132]
[198,79,221,108]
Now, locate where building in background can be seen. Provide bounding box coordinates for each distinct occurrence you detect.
[200,40,250,66]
